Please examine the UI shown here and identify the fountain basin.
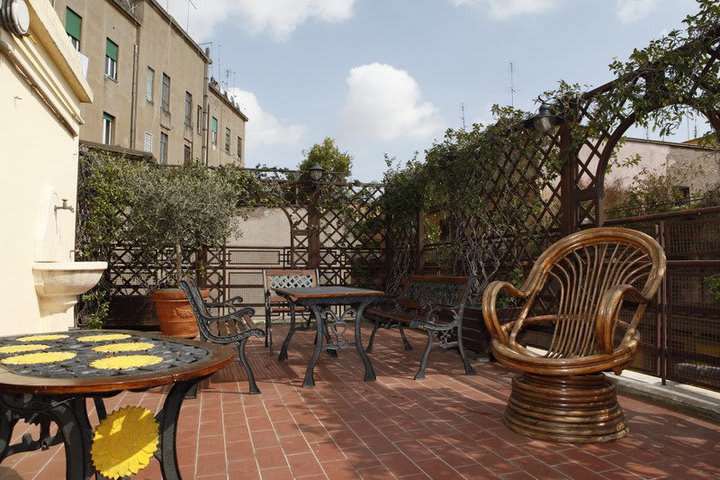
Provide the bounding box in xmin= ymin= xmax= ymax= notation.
xmin=33 ymin=261 xmax=108 ymax=315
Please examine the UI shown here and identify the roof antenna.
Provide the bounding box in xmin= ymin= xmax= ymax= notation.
xmin=510 ymin=62 xmax=516 ymax=107
xmin=186 ymin=0 xmax=197 ymax=31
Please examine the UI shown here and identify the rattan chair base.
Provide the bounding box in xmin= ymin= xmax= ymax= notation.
xmin=504 ymin=373 xmax=629 ymax=443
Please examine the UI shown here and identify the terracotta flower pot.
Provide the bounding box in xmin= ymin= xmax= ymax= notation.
xmin=151 ymin=288 xmax=209 ymax=338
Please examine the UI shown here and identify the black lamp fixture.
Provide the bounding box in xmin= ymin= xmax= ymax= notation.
xmin=524 ymin=96 xmax=564 ymax=133
xmin=309 ymin=163 xmax=324 ymax=182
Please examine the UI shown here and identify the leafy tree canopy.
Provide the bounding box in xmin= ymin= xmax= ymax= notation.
xmin=298 ymin=137 xmax=353 ymax=178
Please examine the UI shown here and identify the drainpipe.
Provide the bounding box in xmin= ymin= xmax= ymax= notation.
xmin=129 ymin=43 xmax=139 ymax=149
xmin=202 ymin=47 xmax=211 ymax=166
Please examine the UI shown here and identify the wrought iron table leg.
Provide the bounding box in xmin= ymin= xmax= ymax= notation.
xmin=0 ymin=409 xmax=16 ymax=462
xmin=355 ymin=302 xmax=376 ymax=382
xmin=303 ymin=305 xmax=325 ymax=387
xmin=457 ymin=325 xmax=476 ymax=375
xmin=365 ymin=319 xmax=380 ymax=354
xmin=156 ymin=379 xmax=197 ymax=480
xmin=398 ymin=323 xmax=413 ymax=350
xmin=47 ymin=399 xmax=92 ymax=480
xmin=279 ymin=301 xmax=298 ymax=361
xmin=415 ymin=330 xmax=434 ymax=380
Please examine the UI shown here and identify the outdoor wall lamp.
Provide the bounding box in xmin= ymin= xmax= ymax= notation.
xmin=0 ymin=0 xmax=31 ymax=37
xmin=309 ymin=163 xmax=325 ymax=182
xmin=524 ymin=97 xmax=564 ymax=133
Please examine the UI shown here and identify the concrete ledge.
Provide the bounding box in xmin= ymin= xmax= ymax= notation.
xmin=611 ymin=369 xmax=720 ymax=422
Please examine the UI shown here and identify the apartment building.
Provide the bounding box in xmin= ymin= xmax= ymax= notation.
xmin=51 ymin=0 xmax=246 ymax=167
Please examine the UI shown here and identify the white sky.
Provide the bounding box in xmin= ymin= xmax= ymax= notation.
xmin=165 ymin=0 xmax=701 ymax=181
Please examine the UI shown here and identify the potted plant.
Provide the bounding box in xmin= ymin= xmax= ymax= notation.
xmin=125 ymin=165 xmax=239 ymax=337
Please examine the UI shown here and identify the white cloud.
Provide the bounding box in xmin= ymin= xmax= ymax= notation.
xmin=226 ymin=89 xmax=306 ymax=149
xmin=616 ymin=0 xmax=660 ymax=24
xmin=339 ymin=63 xmax=441 ymax=142
xmin=167 ymin=0 xmax=355 ymax=41
xmin=449 ymin=0 xmax=562 ymax=20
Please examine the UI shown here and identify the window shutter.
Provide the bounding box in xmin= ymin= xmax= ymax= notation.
xmin=66 ymin=8 xmax=81 ymax=40
xmin=106 ymin=39 xmax=118 ymax=61
xmin=144 ymin=132 xmax=153 ymax=152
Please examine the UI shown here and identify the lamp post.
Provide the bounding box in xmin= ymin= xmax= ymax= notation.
xmin=524 ymin=97 xmax=564 ymax=133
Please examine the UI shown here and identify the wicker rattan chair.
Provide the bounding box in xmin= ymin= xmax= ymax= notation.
xmin=180 ymin=279 xmax=265 ymax=394
xmin=482 ymin=227 xmax=666 ymax=443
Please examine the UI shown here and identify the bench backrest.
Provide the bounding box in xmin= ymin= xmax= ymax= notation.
xmin=263 ymin=269 xmax=319 ymax=304
xmin=400 ymin=275 xmax=475 ymax=312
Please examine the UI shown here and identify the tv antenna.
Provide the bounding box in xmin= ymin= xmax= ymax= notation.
xmin=509 ymin=62 xmax=516 ymax=107
xmin=185 ymin=0 xmax=197 ymax=31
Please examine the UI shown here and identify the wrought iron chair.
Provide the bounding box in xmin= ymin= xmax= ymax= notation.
xmin=179 ymin=279 xmax=265 ymax=395
xmin=263 ymin=269 xmax=319 ymax=355
xmin=482 ymin=227 xmax=666 ymax=443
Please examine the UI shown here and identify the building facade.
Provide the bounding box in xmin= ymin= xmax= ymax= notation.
xmin=50 ymin=0 xmax=246 ymax=166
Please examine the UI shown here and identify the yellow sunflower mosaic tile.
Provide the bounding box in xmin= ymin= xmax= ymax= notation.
xmin=1 ymin=351 xmax=76 ymax=365
xmin=77 ymin=334 xmax=131 ymax=343
xmin=16 ymin=334 xmax=69 ymax=342
xmin=92 ymin=342 xmax=154 ymax=354
xmin=0 ymin=344 xmax=50 ymax=354
xmin=90 ymin=406 xmax=159 ymax=479
xmin=90 ymin=355 xmax=163 ymax=370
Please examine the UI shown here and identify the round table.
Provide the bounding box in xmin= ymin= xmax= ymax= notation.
xmin=0 ymin=330 xmax=235 ymax=479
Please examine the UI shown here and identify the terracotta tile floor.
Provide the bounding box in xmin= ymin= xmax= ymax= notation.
xmin=1 ymin=325 xmax=720 ymax=479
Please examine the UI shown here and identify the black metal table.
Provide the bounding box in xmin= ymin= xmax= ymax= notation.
xmin=0 ymin=330 xmax=235 ymax=480
xmin=274 ymin=287 xmax=384 ymax=387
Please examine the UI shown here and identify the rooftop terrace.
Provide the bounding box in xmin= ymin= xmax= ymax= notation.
xmin=2 ymin=325 xmax=719 ymax=480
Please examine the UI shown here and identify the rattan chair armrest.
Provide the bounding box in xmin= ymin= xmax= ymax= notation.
xmin=482 ymin=281 xmax=529 ymax=345
xmin=596 ymin=284 xmax=652 ymax=354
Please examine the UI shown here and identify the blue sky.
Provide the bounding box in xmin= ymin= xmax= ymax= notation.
xmin=166 ymin=0 xmax=700 ymax=181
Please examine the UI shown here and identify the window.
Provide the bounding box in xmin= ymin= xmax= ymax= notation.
xmin=65 ymin=8 xmax=81 ymax=51
xmin=184 ymin=92 xmax=193 ymax=128
xmin=102 ymin=112 xmax=114 ymax=145
xmin=143 ymin=132 xmax=153 ymax=153
xmin=160 ymin=132 xmax=169 ymax=164
xmin=197 ymin=106 xmax=202 ymax=133
xmin=211 ymin=117 xmax=218 ymax=146
xmin=146 ymin=67 xmax=154 ymax=102
xmin=225 ymin=127 xmax=231 ymax=153
xmin=184 ymin=144 xmax=192 ymax=165
xmin=105 ymin=39 xmax=118 ymax=80
xmin=236 ymin=136 xmax=243 ymax=159
xmin=161 ymin=73 xmax=171 ymax=112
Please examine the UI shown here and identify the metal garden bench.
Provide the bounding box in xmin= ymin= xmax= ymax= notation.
xmin=364 ymin=275 xmax=477 ymax=380
xmin=180 ymin=279 xmax=265 ymax=394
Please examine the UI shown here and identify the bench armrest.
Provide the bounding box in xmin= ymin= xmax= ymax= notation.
xmin=410 ymin=303 xmax=462 ymax=330
xmin=206 ymin=296 xmax=245 ymax=309
xmin=203 ymin=307 xmax=256 ymax=324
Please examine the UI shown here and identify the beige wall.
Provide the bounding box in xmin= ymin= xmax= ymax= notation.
xmin=1 ymin=0 xmax=93 ymax=334
xmin=208 ymin=82 xmax=247 ymax=167
xmin=50 ymin=0 xmax=247 ymax=166
xmin=133 ymin=1 xmax=207 ymax=165
xmin=585 ymin=138 xmax=720 ymax=196
xmin=53 ymin=0 xmax=136 ymax=146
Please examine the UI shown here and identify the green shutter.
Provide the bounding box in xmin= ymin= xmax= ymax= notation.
xmin=66 ymin=8 xmax=81 ymax=40
xmin=106 ymin=39 xmax=118 ymax=61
